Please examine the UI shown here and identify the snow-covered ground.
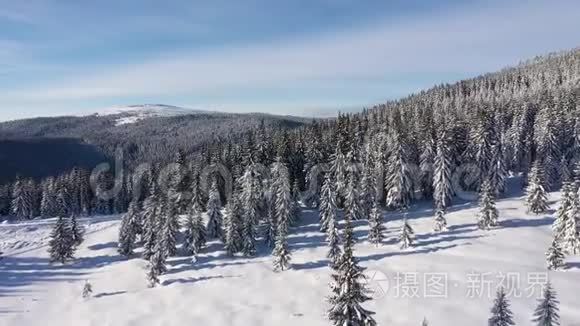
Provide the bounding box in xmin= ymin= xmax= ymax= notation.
xmin=1 ymin=179 xmax=579 ymax=326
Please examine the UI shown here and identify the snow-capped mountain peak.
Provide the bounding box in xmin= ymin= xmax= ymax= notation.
xmin=95 ymin=104 xmax=204 ymax=125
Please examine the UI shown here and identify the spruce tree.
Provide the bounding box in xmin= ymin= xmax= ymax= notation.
xmin=147 ymin=242 xmax=167 ymax=287
xmin=433 ymin=208 xmax=448 ymax=232
xmin=526 ymin=161 xmax=549 ymax=215
xmin=142 ymin=184 xmax=160 ymax=260
xmin=532 ymin=282 xmax=560 ymax=326
xmin=433 ymin=128 xmax=453 ymax=210
xmin=488 ymin=287 xmax=515 ymax=326
xmin=478 ymin=179 xmax=499 ymax=230
xmin=241 ymin=165 xmax=260 ymax=256
xmin=385 ymin=129 xmax=412 ymax=209
xmin=359 ymin=165 xmax=375 ymax=218
xmin=48 ymin=215 xmax=75 ymax=264
xmin=68 ymin=213 xmax=84 ymax=248
xmin=82 ymin=280 xmax=93 ymax=298
xmin=419 ymin=139 xmax=435 ymax=199
xmin=118 ymin=201 xmax=139 ymax=257
xmin=272 ymin=220 xmax=292 ymax=271
xmin=546 ymin=239 xmax=565 ymax=270
xmin=160 ymin=200 xmax=179 ymax=257
xmin=326 ymin=217 xmax=342 ymax=268
xmin=489 ymin=141 xmax=507 ymax=195
xmin=399 ymin=217 xmax=414 ymax=249
xmin=422 ymin=318 xmax=429 ymax=326
xmin=319 ymin=174 xmax=337 ymax=233
xmin=206 ymin=180 xmax=224 ymax=240
xmin=562 ymin=195 xmax=580 ymax=255
xmin=368 ymin=199 xmax=385 ymax=246
xmin=223 ymin=195 xmax=243 ymax=256
xmin=345 ymin=171 xmax=362 ymax=222
xmin=327 ymin=209 xmax=376 ymax=326
xmin=552 ymin=182 xmax=575 ymax=242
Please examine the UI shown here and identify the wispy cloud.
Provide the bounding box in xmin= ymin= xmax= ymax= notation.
xmin=1 ymin=0 xmax=579 ymax=118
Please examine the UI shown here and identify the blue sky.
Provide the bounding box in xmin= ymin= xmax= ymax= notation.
xmin=0 ymin=0 xmax=579 ymax=121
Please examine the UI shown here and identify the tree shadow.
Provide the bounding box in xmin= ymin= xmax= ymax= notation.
xmin=88 ymin=241 xmax=118 ymax=251
xmin=94 ymin=290 xmax=127 ymax=298
xmin=163 ymin=274 xmax=241 ymax=286
xmin=501 ymin=216 xmax=553 ymax=229
xmin=359 ymin=243 xmax=461 ymax=263
xmin=565 ymin=262 xmax=580 ymax=270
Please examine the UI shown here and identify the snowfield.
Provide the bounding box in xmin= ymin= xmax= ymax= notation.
xmin=94 ymin=104 xmax=207 ymax=126
xmin=1 ymin=179 xmax=579 ymax=326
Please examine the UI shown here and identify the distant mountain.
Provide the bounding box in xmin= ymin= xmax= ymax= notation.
xmin=94 ymin=104 xmax=211 ymax=126
xmin=0 ymin=107 xmax=312 ymax=182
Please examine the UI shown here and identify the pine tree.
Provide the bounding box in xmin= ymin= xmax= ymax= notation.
xmin=399 ymin=218 xmax=414 ymax=249
xmin=526 ymin=161 xmax=549 ymax=215
xmin=488 ymin=287 xmax=515 ymax=326
xmin=433 ymin=128 xmax=453 ymax=210
xmin=368 ymin=199 xmax=385 ymax=246
xmin=223 ymin=195 xmax=243 ymax=255
xmin=562 ymin=195 xmax=580 ymax=255
xmin=546 ymin=239 xmax=565 ymax=270
xmin=422 ymin=318 xmax=429 ymax=326
xmin=478 ymin=179 xmax=499 ymax=230
xmin=272 ymin=220 xmax=292 ymax=271
xmin=345 ymin=171 xmax=362 ymax=222
xmin=118 ymin=201 xmax=139 ymax=257
xmin=160 ymin=200 xmax=179 ymax=257
xmin=327 ymin=208 xmax=376 ymax=326
xmin=142 ymin=184 xmax=160 ymax=260
xmin=326 ymin=217 xmax=342 ymax=268
xmin=206 ymin=180 xmax=224 ymax=240
xmin=385 ymin=129 xmax=413 ymax=209
xmin=319 ymin=174 xmax=337 ymax=233
xmin=330 ymin=144 xmax=347 ymax=206
xmin=11 ymin=177 xmax=29 ymax=219
xmin=489 ymin=141 xmax=507 ymax=195
xmin=147 ymin=242 xmax=167 ymax=287
xmin=82 ymin=280 xmax=93 ymax=298
xmin=68 ymin=214 xmax=84 ymax=247
xmin=419 ymin=139 xmax=435 ymax=199
xmin=241 ymin=165 xmax=260 ymax=256
xmin=433 ymin=208 xmax=448 ymax=232
xmin=48 ymin=215 xmax=75 ymax=264
xmin=532 ymin=282 xmax=560 ymax=326
xmin=359 ymin=165 xmax=375 ymax=218
xmin=552 ymin=182 xmax=575 ymax=242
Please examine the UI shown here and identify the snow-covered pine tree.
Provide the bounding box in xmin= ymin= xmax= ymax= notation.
xmin=488 ymin=287 xmax=515 ymax=326
xmin=272 ymin=218 xmax=292 ymax=271
xmin=118 ymin=200 xmax=140 ymax=257
xmin=142 ymin=183 xmax=160 ymax=260
xmin=147 ymin=242 xmax=167 ymax=287
xmin=421 ymin=318 xmax=429 ymax=326
xmin=419 ymin=139 xmax=435 ymax=199
xmin=359 ymin=163 xmax=375 ymax=218
xmin=526 ymin=160 xmax=550 ymax=215
xmin=326 ymin=215 xmax=342 ymax=268
xmin=82 ymin=280 xmax=93 ymax=298
xmin=433 ymin=208 xmax=448 ymax=232
xmin=368 ymin=199 xmax=385 ymax=246
xmin=559 ymin=156 xmax=571 ymax=186
xmin=399 ymin=217 xmax=414 ymax=249
xmin=330 ymin=144 xmax=347 ymax=207
xmin=68 ymin=213 xmax=84 ymax=247
xmin=345 ymin=170 xmax=363 ymax=222
xmin=223 ymin=194 xmax=243 ymax=256
xmin=385 ymin=128 xmax=413 ymax=209
xmin=562 ymin=195 xmax=580 ymax=255
xmin=319 ymin=173 xmax=337 ymax=233
xmin=206 ymin=180 xmax=224 ymax=240
xmin=433 ymin=128 xmax=453 ymax=211
xmin=552 ymin=182 xmax=575 ymax=242
xmin=48 ymin=215 xmax=75 ymax=264
xmin=264 ymin=183 xmax=278 ymax=248
xmin=241 ymin=164 xmax=260 ymax=256
xmin=327 ymin=208 xmax=376 ymax=326
xmin=40 ymin=177 xmax=57 ymax=217
xmin=290 ymin=179 xmax=301 ymax=225
xmin=489 ymin=141 xmax=507 ymax=195
xmin=535 ymin=106 xmax=562 ymax=190
xmin=160 ymin=199 xmax=179 ymax=257
xmin=273 ymin=159 xmax=292 ymax=237
xmin=11 ymin=177 xmax=29 ymax=219
xmin=546 ymin=239 xmax=565 ymax=270
xmin=532 ymin=281 xmax=560 ymax=326
xmin=478 ymin=179 xmax=499 ymax=230
xmin=472 ymin=108 xmax=495 ymax=189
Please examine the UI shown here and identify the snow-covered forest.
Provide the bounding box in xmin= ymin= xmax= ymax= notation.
xmin=1 ymin=48 xmax=580 ymax=325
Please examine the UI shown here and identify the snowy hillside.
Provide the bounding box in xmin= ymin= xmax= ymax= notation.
xmin=95 ymin=104 xmax=209 ymax=125
xmin=1 ymin=179 xmax=579 ymax=326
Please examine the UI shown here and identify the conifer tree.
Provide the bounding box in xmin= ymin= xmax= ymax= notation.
xmin=489 ymin=141 xmax=507 ymax=195
xmin=147 ymin=242 xmax=167 ymax=287
xmin=562 ymin=195 xmax=580 ymax=255
xmin=478 ymin=179 xmax=499 ymax=230
xmin=532 ymin=282 xmax=560 ymax=326
xmin=160 ymin=200 xmax=179 ymax=257
xmin=272 ymin=220 xmax=292 ymax=271
xmin=488 ymin=287 xmax=515 ymax=326
xmin=206 ymin=180 xmax=224 ymax=240
xmin=326 ymin=216 xmax=342 ymax=268
xmin=319 ymin=174 xmax=337 ymax=233
xmin=433 ymin=208 xmax=448 ymax=232
xmin=368 ymin=199 xmax=385 ymax=246
xmin=422 ymin=318 xmax=429 ymax=326
xmin=433 ymin=128 xmax=453 ymax=210
xmin=223 ymin=195 xmax=243 ymax=255
xmin=385 ymin=129 xmax=413 ymax=209
xmin=118 ymin=201 xmax=139 ymax=257
xmin=68 ymin=213 xmax=84 ymax=247
xmin=142 ymin=184 xmax=160 ymax=260
xmin=48 ymin=215 xmax=75 ymax=264
xmin=327 ymin=210 xmax=376 ymax=326
xmin=241 ymin=165 xmax=260 ymax=256
xmin=552 ymin=182 xmax=575 ymax=242
xmin=526 ymin=160 xmax=549 ymax=214
xmin=11 ymin=177 xmax=29 ymax=219
xmin=82 ymin=280 xmax=93 ymax=298
xmin=359 ymin=165 xmax=375 ymax=218
xmin=546 ymin=239 xmax=565 ymax=270
xmin=399 ymin=218 xmax=414 ymax=249
xmin=345 ymin=171 xmax=362 ymax=222
xmin=419 ymin=140 xmax=435 ymax=199
xmin=330 ymin=144 xmax=347 ymax=206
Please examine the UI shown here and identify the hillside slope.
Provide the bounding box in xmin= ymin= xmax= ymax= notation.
xmin=1 ymin=178 xmax=579 ymax=326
